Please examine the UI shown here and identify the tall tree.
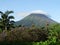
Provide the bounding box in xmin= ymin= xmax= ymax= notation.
xmin=0 ymin=10 xmax=15 ymax=30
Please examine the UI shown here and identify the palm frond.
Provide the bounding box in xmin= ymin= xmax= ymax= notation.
xmin=0 ymin=11 xmax=3 ymax=14
xmin=8 ymin=16 xmax=14 ymax=19
xmin=1 ymin=14 xmax=7 ymax=19
xmin=0 ymin=11 xmax=15 ymax=30
xmin=10 ymin=20 xmax=15 ymax=23
xmin=0 ymin=18 xmax=2 ymax=21
xmin=5 ymin=10 xmax=14 ymax=15
xmin=0 ymin=21 xmax=4 ymax=27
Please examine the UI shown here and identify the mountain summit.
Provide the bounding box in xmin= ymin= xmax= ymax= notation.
xmin=31 ymin=10 xmax=48 ymax=15
xmin=15 ymin=11 xmax=56 ymax=27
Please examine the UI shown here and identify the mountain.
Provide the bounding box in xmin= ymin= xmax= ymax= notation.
xmin=15 ymin=13 xmax=57 ymax=27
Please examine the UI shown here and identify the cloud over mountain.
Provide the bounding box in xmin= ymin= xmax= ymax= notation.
xmin=15 ymin=10 xmax=49 ymax=21
xmin=15 ymin=10 xmax=56 ymax=27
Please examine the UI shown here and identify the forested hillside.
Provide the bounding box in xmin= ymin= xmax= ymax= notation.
xmin=0 ymin=11 xmax=60 ymax=45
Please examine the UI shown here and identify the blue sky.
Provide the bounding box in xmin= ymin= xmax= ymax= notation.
xmin=0 ymin=0 xmax=60 ymax=22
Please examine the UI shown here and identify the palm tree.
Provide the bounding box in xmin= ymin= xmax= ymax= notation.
xmin=0 ymin=10 xmax=15 ymax=30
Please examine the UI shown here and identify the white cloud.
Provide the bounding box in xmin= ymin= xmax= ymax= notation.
xmin=15 ymin=10 xmax=48 ymax=21
xmin=15 ymin=12 xmax=30 ymax=21
xmin=31 ymin=10 xmax=48 ymax=15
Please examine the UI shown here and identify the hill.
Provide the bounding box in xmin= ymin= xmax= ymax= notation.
xmin=15 ymin=13 xmax=57 ymax=27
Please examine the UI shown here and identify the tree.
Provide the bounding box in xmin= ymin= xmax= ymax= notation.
xmin=0 ymin=10 xmax=15 ymax=30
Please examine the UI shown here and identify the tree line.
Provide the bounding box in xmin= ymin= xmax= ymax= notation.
xmin=0 ymin=10 xmax=60 ymax=45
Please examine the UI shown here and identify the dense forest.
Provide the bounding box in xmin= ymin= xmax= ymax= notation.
xmin=0 ymin=11 xmax=60 ymax=45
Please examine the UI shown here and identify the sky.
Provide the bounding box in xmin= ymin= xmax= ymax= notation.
xmin=0 ymin=0 xmax=60 ymax=22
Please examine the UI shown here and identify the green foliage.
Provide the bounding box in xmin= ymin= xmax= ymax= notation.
xmin=0 ymin=20 xmax=60 ymax=45
xmin=0 ymin=10 xmax=15 ymax=30
xmin=31 ymin=24 xmax=60 ymax=45
xmin=0 ymin=27 xmax=48 ymax=42
xmin=32 ymin=28 xmax=57 ymax=45
xmin=0 ymin=28 xmax=2 ymax=33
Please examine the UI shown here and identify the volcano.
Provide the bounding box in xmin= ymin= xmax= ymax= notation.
xmin=15 ymin=10 xmax=57 ymax=27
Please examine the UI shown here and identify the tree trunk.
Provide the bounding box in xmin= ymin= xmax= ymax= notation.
xmin=5 ymin=26 xmax=7 ymax=30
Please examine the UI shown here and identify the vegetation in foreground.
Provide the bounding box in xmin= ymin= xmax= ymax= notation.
xmin=0 ymin=11 xmax=60 ymax=45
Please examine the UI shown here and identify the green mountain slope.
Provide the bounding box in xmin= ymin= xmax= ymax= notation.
xmin=15 ymin=13 xmax=57 ymax=27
